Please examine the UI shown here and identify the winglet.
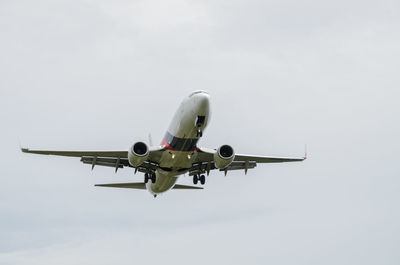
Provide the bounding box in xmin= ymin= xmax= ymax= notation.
xmin=304 ymin=144 xmax=308 ymax=160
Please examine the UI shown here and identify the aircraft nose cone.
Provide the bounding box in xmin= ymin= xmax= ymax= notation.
xmin=195 ymin=92 xmax=210 ymax=112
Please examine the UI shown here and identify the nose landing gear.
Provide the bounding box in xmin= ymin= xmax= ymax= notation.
xmin=195 ymin=116 xmax=205 ymax=138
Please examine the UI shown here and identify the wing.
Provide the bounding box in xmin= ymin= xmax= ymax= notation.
xmin=234 ymin=154 xmax=306 ymax=163
xmin=189 ymin=147 xmax=305 ymax=176
xmin=21 ymin=146 xmax=165 ymax=173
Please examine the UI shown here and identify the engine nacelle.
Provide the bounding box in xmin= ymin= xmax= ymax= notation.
xmin=214 ymin=145 xmax=235 ymax=169
xmin=128 ymin=142 xmax=149 ymax=167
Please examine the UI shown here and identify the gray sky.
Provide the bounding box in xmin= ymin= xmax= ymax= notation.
xmin=1 ymin=0 xmax=400 ymax=264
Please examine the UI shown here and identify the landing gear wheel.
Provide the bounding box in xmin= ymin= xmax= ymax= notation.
xmin=196 ymin=130 xmax=203 ymax=137
xmin=144 ymin=173 xmax=149 ymax=183
xmin=193 ymin=175 xmax=199 ymax=185
xmin=200 ymin=175 xmax=206 ymax=185
xmin=151 ymin=172 xmax=156 ymax=183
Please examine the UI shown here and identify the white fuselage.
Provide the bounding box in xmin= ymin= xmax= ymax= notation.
xmin=146 ymin=91 xmax=211 ymax=195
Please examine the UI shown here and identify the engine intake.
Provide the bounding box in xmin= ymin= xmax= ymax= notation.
xmin=214 ymin=145 xmax=235 ymax=169
xmin=128 ymin=142 xmax=149 ymax=167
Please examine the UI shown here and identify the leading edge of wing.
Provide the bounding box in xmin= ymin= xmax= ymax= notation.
xmin=234 ymin=154 xmax=306 ymax=163
xmin=21 ymin=148 xmax=128 ymax=158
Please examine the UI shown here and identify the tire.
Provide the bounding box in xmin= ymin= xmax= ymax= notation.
xmin=200 ymin=175 xmax=205 ymax=185
xmin=144 ymin=173 xmax=149 ymax=183
xmin=193 ymin=175 xmax=198 ymax=185
xmin=151 ymin=173 xmax=156 ymax=183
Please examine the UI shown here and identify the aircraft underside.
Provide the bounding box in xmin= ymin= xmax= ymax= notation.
xmin=21 ymin=90 xmax=306 ymax=197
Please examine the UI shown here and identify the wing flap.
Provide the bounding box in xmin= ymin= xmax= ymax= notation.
xmin=221 ymin=161 xmax=257 ymax=171
xmin=189 ymin=161 xmax=257 ymax=176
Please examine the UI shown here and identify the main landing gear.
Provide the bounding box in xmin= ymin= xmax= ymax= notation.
xmin=193 ymin=174 xmax=205 ymax=185
xmin=196 ymin=129 xmax=203 ymax=137
xmin=144 ymin=172 xmax=156 ymax=184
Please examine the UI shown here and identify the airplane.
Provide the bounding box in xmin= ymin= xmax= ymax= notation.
xmin=22 ymin=90 xmax=306 ymax=197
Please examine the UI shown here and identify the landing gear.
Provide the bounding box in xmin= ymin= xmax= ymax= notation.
xmin=193 ymin=175 xmax=198 ymax=184
xmin=193 ymin=174 xmax=206 ymax=185
xmin=145 ymin=172 xmax=156 ymax=184
xmin=150 ymin=172 xmax=156 ymax=183
xmin=195 ymin=116 xmax=205 ymax=137
xmin=196 ymin=129 xmax=203 ymax=137
xmin=199 ymin=174 xmax=205 ymax=185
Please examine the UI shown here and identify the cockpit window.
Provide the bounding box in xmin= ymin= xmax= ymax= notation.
xmin=189 ymin=90 xmax=208 ymax=97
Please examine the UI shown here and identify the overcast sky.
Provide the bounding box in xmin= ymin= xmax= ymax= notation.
xmin=1 ymin=0 xmax=400 ymax=264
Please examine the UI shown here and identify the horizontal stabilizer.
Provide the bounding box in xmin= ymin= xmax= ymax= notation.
xmin=95 ymin=182 xmax=146 ymax=189
xmin=95 ymin=183 xmax=203 ymax=190
xmin=172 ymin=184 xmax=203 ymax=190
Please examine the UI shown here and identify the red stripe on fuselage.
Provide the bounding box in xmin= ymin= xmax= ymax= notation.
xmin=161 ymin=137 xmax=176 ymax=151
xmin=160 ymin=136 xmax=199 ymax=152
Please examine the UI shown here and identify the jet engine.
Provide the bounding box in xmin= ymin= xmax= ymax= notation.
xmin=128 ymin=142 xmax=149 ymax=167
xmin=214 ymin=145 xmax=235 ymax=169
